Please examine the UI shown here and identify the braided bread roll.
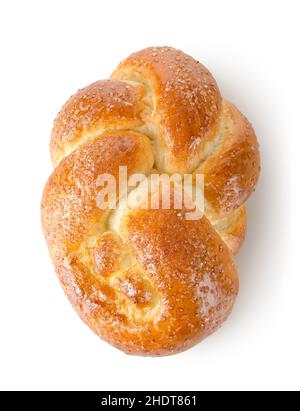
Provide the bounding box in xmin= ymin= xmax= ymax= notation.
xmin=41 ymin=47 xmax=260 ymax=356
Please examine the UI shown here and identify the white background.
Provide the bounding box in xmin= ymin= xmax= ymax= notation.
xmin=0 ymin=0 xmax=299 ymax=391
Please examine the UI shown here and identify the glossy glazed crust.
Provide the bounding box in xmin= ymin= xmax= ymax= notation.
xmin=197 ymin=100 xmax=260 ymax=217
xmin=112 ymin=46 xmax=222 ymax=173
xmin=42 ymin=46 xmax=260 ymax=356
xmin=42 ymin=131 xmax=154 ymax=257
xmin=50 ymin=80 xmax=145 ymax=166
xmin=213 ymin=205 xmax=247 ymax=256
xmin=59 ymin=210 xmax=238 ymax=356
xmin=42 ymin=132 xmax=238 ymax=356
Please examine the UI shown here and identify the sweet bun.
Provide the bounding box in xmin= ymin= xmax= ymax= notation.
xmin=41 ymin=47 xmax=260 ymax=355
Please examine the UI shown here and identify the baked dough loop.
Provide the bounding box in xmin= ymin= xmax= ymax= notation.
xmin=41 ymin=47 xmax=260 ymax=356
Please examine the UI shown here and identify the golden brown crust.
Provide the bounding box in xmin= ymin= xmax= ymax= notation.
xmin=196 ymin=100 xmax=260 ymax=217
xmin=112 ymin=46 xmax=222 ymax=173
xmin=42 ymin=46 xmax=260 ymax=356
xmin=42 ymin=131 xmax=154 ymax=257
xmin=213 ymin=205 xmax=247 ymax=255
xmin=50 ymin=80 xmax=146 ymax=166
xmin=52 ymin=208 xmax=239 ymax=356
